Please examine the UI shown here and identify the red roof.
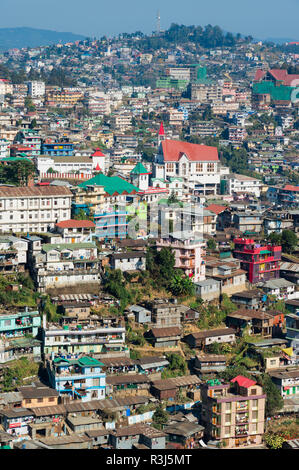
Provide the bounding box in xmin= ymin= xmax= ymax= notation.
xmin=254 ymin=69 xmax=299 ymax=86
xmin=283 ymin=185 xmax=299 ymax=192
xmin=92 ymin=148 xmax=105 ymax=157
xmin=231 ymin=375 xmax=256 ymax=388
xmin=55 ymin=219 xmax=95 ymax=229
xmin=206 ymin=204 xmax=227 ymax=215
xmin=161 ymin=140 xmax=219 ymax=162
xmin=95 ymin=163 xmax=102 ymax=171
xmin=158 ymin=122 xmax=165 ymax=136
xmin=254 ymin=70 xmax=267 ymax=82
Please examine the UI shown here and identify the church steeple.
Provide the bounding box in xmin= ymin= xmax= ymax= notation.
xmin=158 ymin=122 xmax=165 ymax=147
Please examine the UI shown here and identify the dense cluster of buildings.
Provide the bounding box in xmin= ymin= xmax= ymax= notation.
xmin=0 ymin=29 xmax=298 ymax=451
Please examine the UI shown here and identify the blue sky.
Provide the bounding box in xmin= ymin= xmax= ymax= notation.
xmin=2 ymin=0 xmax=299 ymax=40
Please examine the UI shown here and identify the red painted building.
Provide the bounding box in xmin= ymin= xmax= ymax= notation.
xmin=233 ymin=238 xmax=281 ymax=284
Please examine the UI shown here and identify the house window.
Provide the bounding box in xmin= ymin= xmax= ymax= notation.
xmin=37 ymin=398 xmax=43 ymax=403
xmin=25 ymin=399 xmax=31 ymax=404
xmin=167 ymin=163 xmax=174 ymax=172
xmin=207 ymin=163 xmax=214 ymax=172
xmin=49 ymin=397 xmax=55 ymax=402
xmin=196 ymin=163 xmax=203 ymax=172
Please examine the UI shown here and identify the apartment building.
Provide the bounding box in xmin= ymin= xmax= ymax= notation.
xmin=201 ymin=375 xmax=266 ymax=448
xmin=0 ymin=308 xmax=41 ymax=339
xmin=189 ymin=121 xmax=220 ymax=138
xmin=228 ymin=126 xmax=247 ymax=142
xmin=27 ymin=81 xmax=46 ymax=98
xmin=46 ymin=89 xmax=83 ymax=108
xmin=233 ymin=238 xmax=281 ymax=284
xmin=41 ymin=140 xmax=74 ymax=157
xmin=190 ymin=83 xmax=222 ymax=103
xmin=0 ymin=185 xmax=72 ymax=234
xmin=232 ymin=212 xmax=263 ymax=234
xmin=41 ymin=316 xmax=127 ymax=358
xmin=32 ymin=242 xmax=100 ymax=292
xmin=156 ymin=231 xmax=206 ymax=283
xmin=0 ymin=235 xmax=28 ymax=274
xmin=224 ymin=174 xmax=261 ymax=198
xmin=111 ymin=112 xmax=133 ymax=132
xmin=47 ymin=354 xmax=106 ymax=402
xmin=14 ymin=129 xmax=41 ymax=157
xmin=145 ymin=299 xmax=188 ymax=328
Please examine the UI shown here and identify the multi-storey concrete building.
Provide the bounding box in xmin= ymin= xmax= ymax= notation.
xmin=47 ymin=354 xmax=106 ymax=402
xmin=0 ymin=185 xmax=72 ymax=234
xmin=27 ymin=81 xmax=46 ymax=98
xmin=0 ymin=308 xmax=41 ymax=339
xmin=32 ymin=242 xmax=100 ymax=292
xmin=233 ymin=238 xmax=281 ymax=284
xmin=0 ymin=235 xmax=28 ymax=274
xmin=41 ymin=315 xmax=127 ymax=358
xmin=201 ymin=375 xmax=266 ymax=448
xmin=156 ymin=231 xmax=206 ymax=282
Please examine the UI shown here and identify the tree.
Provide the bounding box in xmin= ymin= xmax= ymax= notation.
xmin=169 ymin=272 xmax=195 ymax=297
xmin=0 ymin=160 xmax=35 ymax=186
xmin=24 ymin=96 xmax=36 ymax=112
xmin=264 ymin=432 xmax=286 ymax=449
xmin=268 ymin=230 xmax=298 ymax=253
xmin=259 ymin=373 xmax=284 ymax=416
xmin=281 ymin=230 xmax=297 ymax=254
xmin=207 ymin=238 xmax=216 ymax=251
xmin=152 ymin=404 xmax=169 ymax=430
xmin=166 ymin=353 xmax=187 ymax=375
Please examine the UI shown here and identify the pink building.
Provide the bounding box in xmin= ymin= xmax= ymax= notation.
xmin=156 ymin=231 xmax=206 ymax=282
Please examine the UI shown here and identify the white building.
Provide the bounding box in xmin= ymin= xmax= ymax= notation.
xmin=0 ymin=139 xmax=9 ymax=158
xmin=224 ymin=173 xmax=261 ymax=198
xmin=41 ymin=315 xmax=127 ymax=357
xmin=0 ymin=185 xmax=72 ymax=234
xmin=33 ymin=242 xmax=100 ymax=292
xmin=153 ymin=139 xmax=229 ymax=196
xmin=27 ymin=81 xmax=46 ymax=97
xmin=0 ymin=235 xmax=28 ymax=273
xmin=109 ymin=251 xmax=146 ymax=272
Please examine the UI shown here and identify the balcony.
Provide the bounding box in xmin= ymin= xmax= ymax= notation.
xmin=236 ymin=402 xmax=248 ymax=412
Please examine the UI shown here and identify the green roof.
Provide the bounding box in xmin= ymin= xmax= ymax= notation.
xmin=77 ymin=356 xmax=104 ymax=367
xmin=78 ymin=173 xmax=140 ymax=195
xmin=0 ymin=156 xmax=31 ymax=163
xmin=130 ymin=162 xmax=149 ymax=175
xmin=42 ymin=242 xmax=96 ymax=252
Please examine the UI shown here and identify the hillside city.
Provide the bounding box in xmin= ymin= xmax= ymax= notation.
xmin=0 ymin=23 xmax=298 ymax=450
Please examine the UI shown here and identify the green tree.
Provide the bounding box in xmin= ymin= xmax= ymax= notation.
xmin=259 ymin=373 xmax=284 ymax=416
xmin=152 ymin=404 xmax=169 ymax=430
xmin=169 ymin=272 xmax=195 ymax=297
xmin=24 ymin=96 xmax=36 ymax=112
xmin=264 ymin=432 xmax=286 ymax=449
xmin=281 ymin=230 xmax=297 ymax=254
xmin=207 ymin=238 xmax=217 ymax=251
